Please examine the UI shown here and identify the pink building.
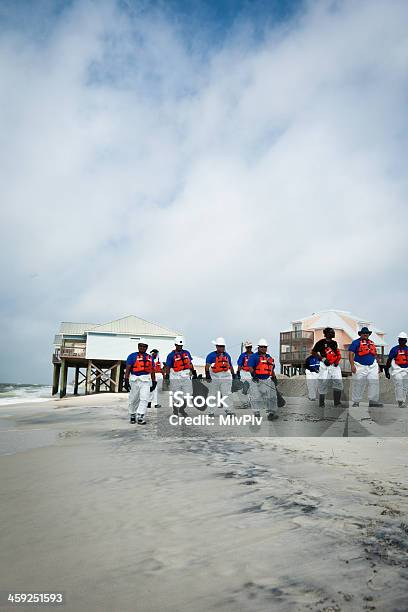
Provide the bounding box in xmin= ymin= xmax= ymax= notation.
xmin=280 ymin=309 xmax=387 ymax=376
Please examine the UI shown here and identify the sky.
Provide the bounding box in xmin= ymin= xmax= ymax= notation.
xmin=1 ymin=0 xmax=407 ymax=383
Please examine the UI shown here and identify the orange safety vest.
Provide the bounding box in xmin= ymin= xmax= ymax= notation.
xmin=242 ymin=353 xmax=252 ymax=372
xmin=394 ymin=349 xmax=408 ymax=366
xmin=154 ymin=359 xmax=163 ymax=374
xmin=212 ymin=353 xmax=230 ymax=373
xmin=173 ymin=351 xmax=192 ymax=372
xmin=254 ymin=355 xmax=274 ymax=377
xmin=325 ymin=346 xmax=341 ymax=365
xmin=132 ymin=353 xmax=153 ymax=375
xmin=358 ymin=339 xmax=377 ymax=357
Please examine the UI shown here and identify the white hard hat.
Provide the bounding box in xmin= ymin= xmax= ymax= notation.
xmin=398 ymin=332 xmax=408 ymax=339
xmin=212 ymin=337 xmax=226 ymax=346
xmin=257 ymin=338 xmax=268 ymax=346
xmin=244 ymin=340 xmax=253 ymax=347
xmin=174 ymin=336 xmax=184 ymax=345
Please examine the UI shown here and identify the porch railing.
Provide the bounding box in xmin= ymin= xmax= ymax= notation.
xmin=54 ymin=345 xmax=86 ymax=359
xmin=280 ymin=330 xmax=314 ymax=343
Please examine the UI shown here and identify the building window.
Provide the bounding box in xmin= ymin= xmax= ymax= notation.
xmin=293 ymin=323 xmax=302 ymax=338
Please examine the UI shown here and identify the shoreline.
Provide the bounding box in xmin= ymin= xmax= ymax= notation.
xmin=0 ymin=372 xmax=400 ymax=408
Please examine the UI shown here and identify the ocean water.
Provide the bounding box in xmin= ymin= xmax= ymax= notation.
xmin=0 ymin=383 xmax=54 ymax=406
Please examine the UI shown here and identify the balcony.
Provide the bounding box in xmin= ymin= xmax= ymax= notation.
xmin=280 ymin=349 xmax=320 ymax=364
xmin=280 ymin=330 xmax=314 ymax=344
xmin=53 ymin=344 xmax=86 ymax=362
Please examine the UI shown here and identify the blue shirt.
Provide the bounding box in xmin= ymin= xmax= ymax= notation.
xmin=389 ymin=345 xmax=408 ymax=368
xmin=237 ymin=352 xmax=253 ymax=367
xmin=126 ymin=352 xmax=152 ymax=376
xmin=247 ymin=352 xmax=274 ymax=379
xmin=206 ymin=351 xmax=232 ymax=366
xmin=166 ymin=349 xmax=193 ymax=369
xmin=305 ymin=355 xmax=320 ymax=372
xmin=348 ymin=339 xmax=376 ymax=366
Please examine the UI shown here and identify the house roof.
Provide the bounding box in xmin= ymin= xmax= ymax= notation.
xmin=87 ymin=315 xmax=181 ymax=338
xmin=294 ymin=310 xmax=386 ymax=346
xmin=59 ymin=322 xmax=98 ymax=336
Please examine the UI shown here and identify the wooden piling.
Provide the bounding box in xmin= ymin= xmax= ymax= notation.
xmin=113 ymin=361 xmax=120 ymax=392
xmin=60 ymin=360 xmax=67 ymax=398
xmin=95 ymin=370 xmax=101 ymax=393
xmin=86 ymin=361 xmax=92 ymax=395
xmin=52 ymin=363 xmax=61 ymax=396
xmin=73 ymin=367 xmax=80 ymax=395
xmin=119 ymin=362 xmax=126 ymax=392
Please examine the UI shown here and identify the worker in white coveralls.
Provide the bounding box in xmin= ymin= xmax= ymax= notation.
xmin=205 ymin=337 xmax=235 ymax=417
xmin=236 ymin=340 xmax=254 ymax=407
xmin=124 ymin=342 xmax=156 ymax=425
xmin=348 ymin=326 xmax=383 ymax=408
xmin=148 ymin=349 xmax=162 ymax=409
xmin=247 ymin=339 xmax=278 ymax=421
xmin=304 ymin=353 xmax=321 ymax=401
xmin=165 ymin=337 xmax=195 ymax=417
xmin=311 ymin=327 xmax=344 ymax=408
xmin=385 ymin=332 xmax=408 ymax=407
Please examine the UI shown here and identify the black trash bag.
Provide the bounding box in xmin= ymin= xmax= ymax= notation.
xmin=231 ymin=378 xmax=243 ymax=393
xmin=192 ymin=378 xmax=209 ymax=411
xmin=277 ymin=389 xmax=286 ymax=408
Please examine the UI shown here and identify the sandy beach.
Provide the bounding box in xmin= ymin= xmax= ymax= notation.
xmin=0 ymin=392 xmax=407 ymax=612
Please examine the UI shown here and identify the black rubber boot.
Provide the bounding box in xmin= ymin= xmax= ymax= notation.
xmin=333 ymin=390 xmax=343 ymax=407
xmin=319 ymin=394 xmax=325 ymax=408
xmin=369 ymin=401 xmax=383 ymax=407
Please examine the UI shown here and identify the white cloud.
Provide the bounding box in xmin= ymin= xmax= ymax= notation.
xmin=1 ymin=0 xmax=407 ymax=382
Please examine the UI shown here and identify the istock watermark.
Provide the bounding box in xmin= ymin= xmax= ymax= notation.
xmin=169 ymin=414 xmax=263 ymax=426
xmin=170 ymin=390 xmax=229 ymax=410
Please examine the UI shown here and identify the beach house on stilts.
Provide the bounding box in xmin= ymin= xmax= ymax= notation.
xmin=52 ymin=315 xmax=182 ymax=397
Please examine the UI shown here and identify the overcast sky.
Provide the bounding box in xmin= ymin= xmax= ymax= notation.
xmin=1 ymin=0 xmax=407 ymax=383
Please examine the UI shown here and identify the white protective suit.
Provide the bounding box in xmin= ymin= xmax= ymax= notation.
xmin=318 ymin=362 xmax=343 ymax=396
xmin=306 ymin=370 xmax=319 ymax=400
xmin=351 ymin=362 xmax=380 ymax=403
xmin=170 ymin=368 xmax=192 ymax=401
xmin=150 ymin=372 xmax=163 ymax=407
xmin=390 ymin=363 xmax=408 ymax=404
xmin=249 ymin=377 xmax=277 ymax=414
xmin=208 ymin=370 xmax=232 ymax=414
xmin=128 ymin=374 xmax=152 ymax=417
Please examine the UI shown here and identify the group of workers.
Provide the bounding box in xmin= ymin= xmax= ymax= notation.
xmin=124 ymin=337 xmax=278 ymax=424
xmin=304 ymin=326 xmax=408 ymax=409
xmin=124 ymin=326 xmax=408 ymax=424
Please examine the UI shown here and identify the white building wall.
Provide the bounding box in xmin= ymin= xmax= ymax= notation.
xmin=85 ymin=332 xmax=177 ymax=362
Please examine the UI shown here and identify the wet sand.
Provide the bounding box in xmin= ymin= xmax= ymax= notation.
xmin=0 ymin=394 xmax=407 ymax=611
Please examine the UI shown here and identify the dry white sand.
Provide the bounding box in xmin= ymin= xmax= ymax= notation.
xmin=0 ymin=393 xmax=407 ymax=612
